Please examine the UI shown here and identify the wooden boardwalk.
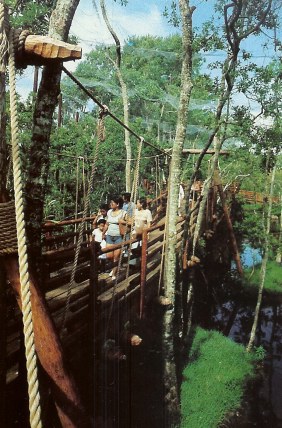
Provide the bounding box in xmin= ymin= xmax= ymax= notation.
xmin=5 ymin=215 xmax=184 ymax=385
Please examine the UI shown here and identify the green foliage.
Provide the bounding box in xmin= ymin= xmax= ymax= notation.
xmin=44 ymin=108 xmax=167 ymax=218
xmin=6 ymin=0 xmax=53 ymax=34
xmin=61 ymin=34 xmax=215 ymax=149
xmin=233 ymin=204 xmax=265 ymax=248
xmin=254 ymin=345 xmax=266 ymax=361
xmin=12 ymin=7 xmax=280 ymax=223
xmin=244 ymin=260 xmax=282 ymax=294
xmin=181 ymin=327 xmax=257 ymax=428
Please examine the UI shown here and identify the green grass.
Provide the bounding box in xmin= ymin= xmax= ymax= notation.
xmin=181 ymin=328 xmax=257 ymax=428
xmin=244 ymin=260 xmax=282 ymax=294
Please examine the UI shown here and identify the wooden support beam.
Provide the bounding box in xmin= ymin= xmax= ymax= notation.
xmin=182 ymin=149 xmax=230 ymax=156
xmin=43 ymin=216 xmax=95 ymax=229
xmin=214 ymin=171 xmax=243 ymax=276
xmin=0 ymin=260 xmax=6 ymax=425
xmin=4 ymin=255 xmax=91 ymax=428
xmin=23 ymin=35 xmax=82 ymax=63
xmin=165 ymin=148 xmax=229 ymax=156
xmin=89 ymin=241 xmax=100 ymax=423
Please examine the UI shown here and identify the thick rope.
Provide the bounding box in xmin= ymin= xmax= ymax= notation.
xmin=60 ymin=107 xmax=107 ymax=335
xmin=0 ymin=2 xmax=9 ymax=72
xmin=62 ymin=66 xmax=170 ymax=158
xmin=8 ymin=29 xmax=42 ymax=428
xmin=0 ymin=200 xmax=18 ymax=254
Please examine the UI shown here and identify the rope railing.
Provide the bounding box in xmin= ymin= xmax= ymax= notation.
xmin=60 ymin=107 xmax=108 ymax=335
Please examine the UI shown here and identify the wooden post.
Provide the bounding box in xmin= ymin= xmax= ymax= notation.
xmin=4 ymin=255 xmax=92 ymax=428
xmin=89 ymin=240 xmax=99 ymax=424
xmin=139 ymin=230 xmax=148 ymax=319
xmin=216 ymin=181 xmax=243 ymax=276
xmin=0 ymin=260 xmax=6 ymax=425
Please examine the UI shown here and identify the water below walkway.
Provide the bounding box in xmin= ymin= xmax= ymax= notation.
xmin=210 ymin=299 xmax=282 ymax=426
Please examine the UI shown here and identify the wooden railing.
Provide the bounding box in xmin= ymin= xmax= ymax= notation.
xmin=237 ymin=189 xmax=279 ymax=204
xmin=6 ymin=216 xmax=184 ymax=385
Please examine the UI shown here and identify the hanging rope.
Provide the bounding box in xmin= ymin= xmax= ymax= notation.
xmin=0 ymin=1 xmax=8 ymax=72
xmin=60 ymin=106 xmax=108 ymax=335
xmin=124 ymin=137 xmax=144 ymax=281
xmin=8 ymin=28 xmax=42 ymax=428
xmin=104 ymin=136 xmax=144 ymax=340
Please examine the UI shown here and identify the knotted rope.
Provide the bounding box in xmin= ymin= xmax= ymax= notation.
xmin=60 ymin=106 xmax=107 ymax=335
xmin=8 ymin=28 xmax=42 ymax=427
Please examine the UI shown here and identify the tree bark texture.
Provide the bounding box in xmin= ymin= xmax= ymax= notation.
xmin=275 ymin=193 xmax=282 ymax=263
xmin=116 ymin=67 xmax=132 ymax=192
xmin=162 ymin=1 xmax=194 ymax=425
xmin=184 ymin=0 xmax=272 ymax=217
xmin=164 ymin=0 xmax=193 ymax=304
xmin=100 ymin=0 xmax=132 ymax=191
xmin=25 ymin=0 xmax=80 ymax=260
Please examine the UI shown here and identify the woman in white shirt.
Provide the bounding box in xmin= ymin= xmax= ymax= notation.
xmin=134 ymin=197 xmax=152 ymax=235
xmin=102 ymin=196 xmax=125 ymax=280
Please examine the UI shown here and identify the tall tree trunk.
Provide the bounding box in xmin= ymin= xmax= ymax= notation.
xmin=25 ymin=0 xmax=80 ymax=264
xmin=183 ymin=0 xmax=272 ymax=216
xmin=100 ymin=0 xmax=132 ymax=191
xmin=276 ymin=193 xmax=282 ymax=263
xmin=1 ymin=1 xmax=88 ymax=426
xmin=162 ymin=1 xmax=194 ymax=425
xmin=247 ymin=163 xmax=277 ymax=352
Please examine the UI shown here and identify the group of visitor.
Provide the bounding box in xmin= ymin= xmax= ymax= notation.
xmin=91 ymin=193 xmax=152 ymax=280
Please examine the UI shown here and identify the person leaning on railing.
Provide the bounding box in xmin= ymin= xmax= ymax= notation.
xmin=133 ymin=197 xmax=152 ymax=237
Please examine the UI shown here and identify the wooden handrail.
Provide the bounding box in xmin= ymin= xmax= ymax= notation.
xmin=43 ymin=215 xmax=96 ymax=229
